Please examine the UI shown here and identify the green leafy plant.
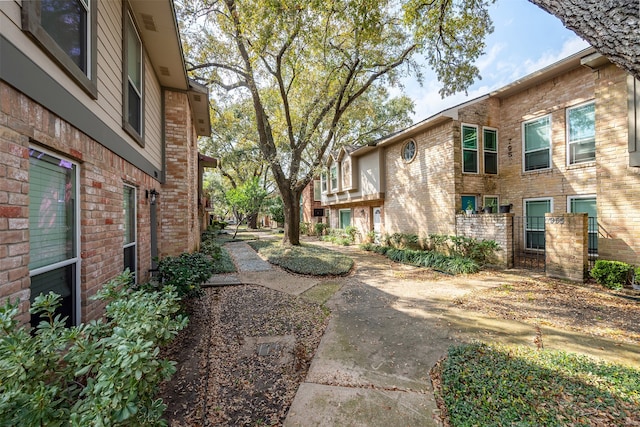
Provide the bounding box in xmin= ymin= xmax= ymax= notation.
xmin=438 ymin=343 xmax=640 ymax=426
xmin=157 ymin=253 xmax=215 ymax=299
xmin=300 ymin=222 xmax=311 ymax=236
xmin=0 ymin=271 xmax=187 ymax=426
xmin=314 ymin=222 xmax=327 ymax=237
xmin=590 ymin=260 xmax=632 ymax=290
xmin=247 ymin=240 xmax=353 ymax=276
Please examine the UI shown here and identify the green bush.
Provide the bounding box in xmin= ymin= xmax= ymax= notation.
xmin=590 ymin=260 xmax=632 ymax=290
xmin=386 ymin=233 xmax=420 ymax=250
xmin=360 ymin=244 xmax=479 ymax=274
xmin=322 ymin=228 xmax=356 ymax=246
xmin=314 ymin=222 xmax=327 ymax=237
xmin=200 ymin=239 xmax=223 ymax=260
xmin=157 ymin=253 xmax=214 ymax=299
xmin=300 ymin=222 xmax=312 ymax=236
xmin=0 ymin=271 xmax=187 ymax=426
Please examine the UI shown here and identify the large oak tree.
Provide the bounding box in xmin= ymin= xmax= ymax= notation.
xmin=178 ymin=0 xmax=493 ymax=245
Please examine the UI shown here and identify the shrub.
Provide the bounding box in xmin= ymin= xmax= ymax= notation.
xmin=300 ymin=222 xmax=311 ymax=236
xmin=0 ymin=271 xmax=187 ymax=426
xmin=314 ymin=222 xmax=327 ymax=237
xmin=360 ymin=244 xmax=479 ymax=274
xmin=386 ymin=233 xmax=420 ymax=250
xmin=200 ymin=239 xmax=223 ymax=260
xmin=590 ymin=260 xmax=632 ymax=290
xmin=322 ymin=228 xmax=355 ymax=246
xmin=157 ymin=253 xmax=215 ymax=299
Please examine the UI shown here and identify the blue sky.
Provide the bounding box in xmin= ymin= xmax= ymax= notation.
xmin=403 ymin=0 xmax=590 ymax=121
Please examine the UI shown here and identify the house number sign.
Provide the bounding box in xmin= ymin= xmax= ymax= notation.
xmin=545 ymin=217 xmax=565 ymax=224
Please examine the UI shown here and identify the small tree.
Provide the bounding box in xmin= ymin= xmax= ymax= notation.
xmin=267 ymin=196 xmax=285 ymax=227
xmin=225 ymin=177 xmax=268 ymax=238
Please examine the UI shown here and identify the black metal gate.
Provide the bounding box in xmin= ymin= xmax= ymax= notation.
xmin=512 ymin=216 xmax=546 ymax=271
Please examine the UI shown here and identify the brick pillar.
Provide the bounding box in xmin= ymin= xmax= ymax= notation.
xmin=455 ymin=213 xmax=513 ymax=268
xmin=545 ymin=213 xmax=588 ymax=282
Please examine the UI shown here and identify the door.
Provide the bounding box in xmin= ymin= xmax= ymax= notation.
xmin=373 ymin=207 xmax=381 ymax=234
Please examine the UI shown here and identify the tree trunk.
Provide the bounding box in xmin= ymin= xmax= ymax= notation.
xmin=247 ymin=212 xmax=258 ymax=229
xmin=281 ymin=188 xmax=301 ymax=246
xmin=529 ymin=0 xmax=640 ymax=80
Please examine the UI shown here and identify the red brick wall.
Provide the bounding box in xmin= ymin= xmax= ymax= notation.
xmin=0 ymin=82 xmax=158 ymax=324
xmin=161 ymin=90 xmax=200 ymax=257
xmin=301 ymin=179 xmax=324 ymax=224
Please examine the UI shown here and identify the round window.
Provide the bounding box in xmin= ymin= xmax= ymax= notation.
xmin=402 ymin=140 xmax=416 ymax=162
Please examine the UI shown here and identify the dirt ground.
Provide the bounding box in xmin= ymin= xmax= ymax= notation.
xmin=158 ymin=267 xmax=640 ymax=426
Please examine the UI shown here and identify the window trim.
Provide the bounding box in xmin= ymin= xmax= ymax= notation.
xmin=461 ymin=124 xmax=479 ymax=174
xmin=122 ymin=7 xmax=145 ymax=146
xmin=320 ymin=172 xmax=327 ymax=193
xmin=22 ymin=0 xmax=98 ymax=98
xmin=313 ymin=180 xmax=321 ymax=201
xmin=566 ymin=100 xmax=596 ymax=166
xmin=28 ymin=145 xmax=82 ymax=324
xmin=339 ymin=208 xmax=352 ymax=229
xmin=483 ymin=195 xmax=499 ymax=211
xmin=401 ymin=139 xmax=417 ymax=163
xmin=522 ymin=115 xmax=552 ymax=172
xmin=123 ymin=184 xmax=137 ymax=282
xmin=524 ymin=197 xmax=553 ymax=251
xmin=483 ymin=126 xmax=498 ymax=174
xmin=330 ymin=164 xmax=338 ymax=192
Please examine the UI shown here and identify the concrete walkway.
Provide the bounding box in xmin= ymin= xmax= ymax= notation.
xmin=218 ymin=238 xmax=640 ymax=426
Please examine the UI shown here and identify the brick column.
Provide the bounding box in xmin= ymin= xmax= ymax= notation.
xmin=545 ymin=213 xmax=588 ymax=282
xmin=455 ymin=213 xmax=513 ymax=268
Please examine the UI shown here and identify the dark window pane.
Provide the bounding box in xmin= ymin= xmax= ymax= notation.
xmin=484 ymin=152 xmax=497 ymax=174
xmin=128 ymin=83 xmax=141 ymax=132
xmin=525 ymin=150 xmax=550 ymax=171
xmin=41 ymin=0 xmax=87 ymax=73
xmin=463 ymin=150 xmax=478 ymax=173
xmin=30 ymin=265 xmax=75 ymax=327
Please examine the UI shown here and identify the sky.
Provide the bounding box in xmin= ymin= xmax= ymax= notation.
xmin=402 ymin=0 xmax=591 ymax=121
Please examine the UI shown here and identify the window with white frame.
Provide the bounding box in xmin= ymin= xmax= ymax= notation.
xmin=22 ymin=0 xmax=97 ymax=96
xmin=462 ymin=124 xmax=478 ymax=173
xmin=569 ymin=196 xmax=597 ymax=254
xmin=523 ymin=115 xmax=551 ymax=171
xmin=330 ymin=164 xmax=338 ymax=191
xmin=28 ymin=147 xmax=80 ymax=326
xmin=339 ymin=209 xmax=351 ymax=229
xmin=123 ymin=185 xmax=137 ymax=281
xmin=313 ymin=180 xmax=321 ymax=201
xmin=124 ymin=10 xmax=144 ymax=142
xmin=567 ymin=102 xmax=595 ymax=164
xmin=483 ymin=195 xmax=499 ymax=212
xmin=483 ymin=128 xmax=498 ymax=174
xmin=320 ymin=172 xmax=327 ymax=193
xmin=525 ymin=198 xmax=552 ymax=250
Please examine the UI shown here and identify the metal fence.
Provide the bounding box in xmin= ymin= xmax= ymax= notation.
xmin=511 ymin=216 xmax=599 ymax=272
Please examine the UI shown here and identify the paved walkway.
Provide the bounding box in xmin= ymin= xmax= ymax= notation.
xmin=218 ymin=238 xmax=640 ymax=427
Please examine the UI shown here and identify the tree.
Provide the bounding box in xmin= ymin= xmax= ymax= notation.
xmin=178 ymin=0 xmax=493 ymax=245
xmin=528 ymin=0 xmax=640 ymax=81
xmin=225 ymin=177 xmax=268 ymax=238
xmin=200 ymin=101 xmax=275 ymax=228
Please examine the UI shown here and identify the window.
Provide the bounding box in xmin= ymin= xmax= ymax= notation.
xmin=29 ymin=147 xmax=80 ymax=326
xmin=124 ymin=10 xmax=144 ymax=142
xmin=569 ymin=196 xmax=597 ymax=254
xmin=525 ymin=198 xmax=552 ymax=250
xmin=483 ymin=195 xmax=499 ymax=212
xmin=567 ymin=102 xmax=595 ymax=164
xmin=123 ymin=185 xmax=137 ymax=281
xmin=402 ymin=140 xmax=416 ymax=162
xmin=483 ymin=128 xmax=498 ymax=174
xmin=22 ymin=0 xmax=97 ymax=97
xmin=461 ymin=195 xmax=476 ymax=212
xmin=339 ymin=209 xmax=351 ymax=229
xmin=320 ymin=172 xmax=327 ymax=193
xmin=462 ymin=125 xmax=478 ymax=173
xmin=313 ymin=180 xmax=321 ymax=201
xmin=330 ymin=165 xmax=338 ymax=191
xmin=523 ymin=115 xmax=551 ymax=171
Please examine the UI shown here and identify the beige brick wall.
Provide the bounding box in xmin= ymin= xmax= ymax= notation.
xmin=0 ymin=82 xmax=158 ymax=324
xmin=384 ymin=122 xmax=456 ymax=237
xmin=595 ymin=65 xmax=640 ymax=265
xmin=545 ymin=213 xmax=588 ymax=282
xmin=494 ymin=67 xmax=597 ymax=218
xmin=455 ymin=213 xmax=513 ymax=267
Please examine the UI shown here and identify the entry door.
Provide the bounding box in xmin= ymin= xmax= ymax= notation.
xmin=373 ymin=207 xmax=381 ymax=234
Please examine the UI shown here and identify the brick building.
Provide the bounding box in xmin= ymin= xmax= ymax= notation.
xmin=322 ymin=47 xmax=640 ymax=268
xmin=0 ymin=0 xmax=212 ymax=325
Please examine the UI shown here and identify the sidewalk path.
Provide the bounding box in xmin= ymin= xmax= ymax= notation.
xmin=211 ymin=237 xmax=640 ymax=426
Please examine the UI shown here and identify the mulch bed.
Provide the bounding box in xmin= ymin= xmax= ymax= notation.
xmin=159 ymin=285 xmax=328 ymax=426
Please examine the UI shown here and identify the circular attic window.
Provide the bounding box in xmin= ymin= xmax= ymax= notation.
xmin=402 ymin=140 xmax=417 ymax=162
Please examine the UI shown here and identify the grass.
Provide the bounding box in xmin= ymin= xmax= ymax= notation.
xmin=301 ymin=281 xmax=343 ymax=305
xmin=437 ymin=343 xmax=640 ymax=426
xmin=247 ymin=240 xmax=353 ymax=276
